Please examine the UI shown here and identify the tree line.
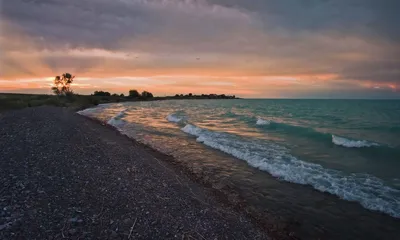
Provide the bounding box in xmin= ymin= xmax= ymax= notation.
xmin=93 ymin=89 xmax=154 ymax=99
xmin=51 ymin=73 xmax=154 ymax=99
xmin=172 ymin=93 xmax=236 ymax=99
xmin=51 ymin=73 xmax=238 ymax=100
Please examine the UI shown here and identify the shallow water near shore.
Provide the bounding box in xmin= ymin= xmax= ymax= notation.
xmin=79 ymin=99 xmax=400 ymax=239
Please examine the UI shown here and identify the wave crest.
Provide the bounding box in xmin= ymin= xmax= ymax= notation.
xmin=332 ymin=135 xmax=379 ymax=148
xmin=181 ymin=124 xmax=399 ymax=218
xmin=256 ymin=117 xmax=271 ymax=125
xmin=167 ymin=114 xmax=183 ymax=123
xmin=77 ymin=106 xmax=102 ymax=116
xmin=107 ymin=109 xmax=127 ymax=127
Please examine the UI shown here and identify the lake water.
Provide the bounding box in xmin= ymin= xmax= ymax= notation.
xmin=78 ymin=99 xmax=400 ymax=239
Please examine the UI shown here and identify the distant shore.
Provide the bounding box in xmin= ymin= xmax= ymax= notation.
xmin=0 ymin=93 xmax=240 ymax=113
xmin=0 ymin=106 xmax=281 ymax=239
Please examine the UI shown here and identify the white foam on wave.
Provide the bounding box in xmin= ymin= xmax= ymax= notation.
xmin=114 ymin=109 xmax=127 ymax=119
xmin=182 ymin=124 xmax=400 ymax=218
xmin=256 ymin=117 xmax=270 ymax=125
xmin=107 ymin=109 xmax=127 ymax=127
xmin=166 ymin=114 xmax=183 ymax=123
xmin=332 ymin=135 xmax=379 ymax=148
xmin=77 ymin=106 xmax=100 ymax=116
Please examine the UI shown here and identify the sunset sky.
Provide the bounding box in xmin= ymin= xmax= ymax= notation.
xmin=1 ymin=0 xmax=399 ymax=98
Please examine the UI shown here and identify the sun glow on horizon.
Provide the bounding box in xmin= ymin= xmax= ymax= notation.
xmin=1 ymin=0 xmax=399 ymax=98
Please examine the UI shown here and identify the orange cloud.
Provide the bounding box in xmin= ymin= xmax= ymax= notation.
xmin=1 ymin=5 xmax=399 ymax=99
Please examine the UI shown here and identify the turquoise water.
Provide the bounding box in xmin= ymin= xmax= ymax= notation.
xmin=79 ymin=99 xmax=400 ymax=238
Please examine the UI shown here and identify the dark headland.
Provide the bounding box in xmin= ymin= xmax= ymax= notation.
xmin=0 ymin=106 xmax=279 ymax=240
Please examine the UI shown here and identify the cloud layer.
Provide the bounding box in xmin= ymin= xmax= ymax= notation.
xmin=1 ymin=0 xmax=399 ymax=97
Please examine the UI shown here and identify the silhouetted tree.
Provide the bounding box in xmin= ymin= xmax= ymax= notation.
xmin=93 ymin=91 xmax=111 ymax=96
xmin=112 ymin=93 xmax=119 ymax=97
xmin=141 ymin=91 xmax=153 ymax=98
xmin=52 ymin=73 xmax=74 ymax=96
xmin=120 ymin=93 xmax=125 ymax=97
xmin=129 ymin=89 xmax=140 ymax=98
xmin=188 ymin=93 xmax=193 ymax=97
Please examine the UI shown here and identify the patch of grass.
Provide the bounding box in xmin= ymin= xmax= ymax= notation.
xmin=0 ymin=91 xmax=239 ymax=113
xmin=0 ymin=93 xmax=102 ymax=112
xmin=65 ymin=95 xmax=101 ymax=111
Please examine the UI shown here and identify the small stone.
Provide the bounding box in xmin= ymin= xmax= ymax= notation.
xmin=151 ymin=220 xmax=157 ymax=225
xmin=123 ymin=218 xmax=132 ymax=225
xmin=74 ymin=209 xmax=83 ymax=213
xmin=69 ymin=217 xmax=83 ymax=223
xmin=68 ymin=229 xmax=77 ymax=235
xmin=110 ymin=230 xmax=118 ymax=238
xmin=0 ymin=210 xmax=7 ymax=217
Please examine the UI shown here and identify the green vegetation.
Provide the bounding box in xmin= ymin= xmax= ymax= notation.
xmin=0 ymin=91 xmax=238 ymax=112
xmin=141 ymin=91 xmax=154 ymax=99
xmin=93 ymin=91 xmax=111 ymax=96
xmin=171 ymin=93 xmax=236 ymax=99
xmin=128 ymin=89 xmax=140 ymax=98
xmin=0 ymin=73 xmax=238 ymax=112
xmin=0 ymin=93 xmax=99 ymax=112
xmin=52 ymin=73 xmax=74 ymax=96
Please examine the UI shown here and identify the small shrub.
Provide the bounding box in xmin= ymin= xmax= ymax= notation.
xmin=141 ymin=91 xmax=154 ymax=99
xmin=129 ymin=89 xmax=140 ymax=98
xmin=93 ymin=91 xmax=111 ymax=96
xmin=88 ymin=97 xmax=100 ymax=105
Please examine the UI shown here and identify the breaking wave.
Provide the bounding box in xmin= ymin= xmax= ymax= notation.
xmin=181 ymin=124 xmax=400 ymax=218
xmin=107 ymin=109 xmax=127 ymax=127
xmin=332 ymin=135 xmax=379 ymax=148
xmin=167 ymin=114 xmax=183 ymax=123
xmin=76 ymin=106 xmax=102 ymax=116
xmin=256 ymin=117 xmax=271 ymax=125
xmin=254 ymin=119 xmax=385 ymax=149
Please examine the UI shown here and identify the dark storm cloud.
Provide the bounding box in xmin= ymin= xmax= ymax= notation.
xmin=1 ymin=0 xmax=399 ymax=87
xmin=3 ymin=0 xmax=399 ymax=49
xmin=2 ymin=0 xmax=156 ymax=50
xmin=210 ymin=0 xmax=400 ymax=41
xmin=340 ymin=60 xmax=400 ymax=83
xmin=2 ymin=0 xmax=252 ymax=51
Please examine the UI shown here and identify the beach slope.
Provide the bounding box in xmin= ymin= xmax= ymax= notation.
xmin=0 ymin=107 xmax=268 ymax=239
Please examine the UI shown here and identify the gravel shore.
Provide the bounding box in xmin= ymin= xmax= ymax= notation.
xmin=0 ymin=107 xmax=270 ymax=239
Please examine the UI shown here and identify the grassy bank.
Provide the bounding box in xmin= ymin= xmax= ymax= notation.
xmin=0 ymin=93 xmax=115 ymax=112
xmin=0 ymin=93 xmax=239 ymax=112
